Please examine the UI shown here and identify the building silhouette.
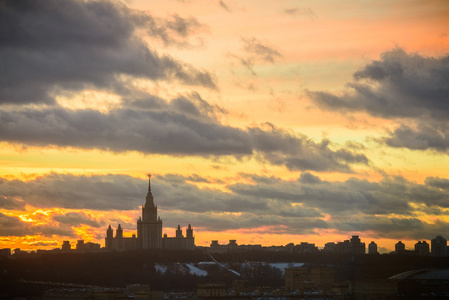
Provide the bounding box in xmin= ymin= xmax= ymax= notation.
xmin=285 ymin=266 xmax=334 ymax=293
xmin=137 ymin=175 xmax=163 ymax=249
xmin=106 ymin=224 xmax=138 ymax=251
xmin=105 ymin=175 xmax=195 ymax=251
xmin=61 ymin=240 xmax=71 ymax=253
xmin=414 ymin=240 xmax=430 ymax=256
xmin=431 ymin=235 xmax=447 ymax=257
xmin=368 ymin=241 xmax=377 ymax=254
xmin=395 ymin=241 xmax=405 ymax=254
xmin=349 ymin=235 xmax=365 ymax=254
xmin=322 ymin=235 xmax=365 ymax=254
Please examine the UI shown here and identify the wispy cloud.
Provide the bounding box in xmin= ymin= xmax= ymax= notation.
xmin=218 ymin=0 xmax=232 ymax=12
xmin=283 ymin=7 xmax=317 ymax=19
xmin=229 ymin=37 xmax=282 ymax=75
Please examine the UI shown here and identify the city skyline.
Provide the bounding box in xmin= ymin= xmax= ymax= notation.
xmin=0 ymin=0 xmax=449 ymax=252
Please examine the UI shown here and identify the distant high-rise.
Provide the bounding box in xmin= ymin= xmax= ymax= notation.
xmin=431 ymin=235 xmax=447 ymax=257
xmin=395 ymin=241 xmax=405 ymax=254
xmin=62 ymin=240 xmax=71 ymax=253
xmin=350 ymin=235 xmax=365 ymax=254
xmin=368 ymin=241 xmax=378 ymax=254
xmin=414 ymin=241 xmax=430 ymax=256
xmin=322 ymin=236 xmax=365 ymax=254
xmin=76 ymin=240 xmax=85 ymax=253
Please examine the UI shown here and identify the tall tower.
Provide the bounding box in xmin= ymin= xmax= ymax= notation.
xmin=116 ymin=224 xmax=123 ymax=238
xmin=105 ymin=225 xmax=113 ymax=250
xmin=137 ymin=174 xmax=162 ymax=249
xmin=186 ymin=224 xmax=193 ymax=238
xmin=115 ymin=224 xmax=124 ymax=251
xmin=185 ymin=224 xmax=195 ymax=250
xmin=176 ymin=225 xmax=183 ymax=238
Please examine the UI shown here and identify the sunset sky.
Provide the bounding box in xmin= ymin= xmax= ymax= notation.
xmin=1 ymin=0 xmax=449 ymax=253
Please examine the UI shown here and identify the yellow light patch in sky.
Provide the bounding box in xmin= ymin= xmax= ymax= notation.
xmin=55 ymin=90 xmax=122 ymax=113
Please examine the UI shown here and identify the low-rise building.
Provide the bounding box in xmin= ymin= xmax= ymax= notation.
xmin=351 ymin=280 xmax=398 ymax=300
xmin=285 ymin=266 xmax=335 ymax=293
xmin=0 ymin=248 xmax=11 ymax=258
xmin=197 ymin=283 xmax=226 ymax=298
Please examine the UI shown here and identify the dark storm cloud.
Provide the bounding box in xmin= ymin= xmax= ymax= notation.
xmin=308 ymin=48 xmax=449 ymax=152
xmin=0 ymin=97 xmax=366 ymax=171
xmin=0 ymin=0 xmax=215 ymax=105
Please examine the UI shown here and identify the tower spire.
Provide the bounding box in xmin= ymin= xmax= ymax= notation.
xmin=145 ymin=174 xmax=154 ymax=207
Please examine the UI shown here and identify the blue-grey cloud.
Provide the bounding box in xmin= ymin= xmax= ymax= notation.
xmin=382 ymin=121 xmax=449 ymax=152
xmin=52 ymin=212 xmax=103 ymax=228
xmin=309 ymin=48 xmax=449 ymax=119
xmin=0 ymin=0 xmax=215 ymax=105
xmin=248 ymin=123 xmax=368 ymax=172
xmin=0 ymin=96 xmax=366 ymax=171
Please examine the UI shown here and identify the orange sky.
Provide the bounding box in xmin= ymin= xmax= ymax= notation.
xmin=0 ymin=0 xmax=449 ymax=253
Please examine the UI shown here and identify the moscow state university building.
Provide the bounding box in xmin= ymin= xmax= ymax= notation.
xmin=105 ymin=175 xmax=194 ymax=251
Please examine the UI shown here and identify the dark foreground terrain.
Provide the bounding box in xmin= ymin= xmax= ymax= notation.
xmin=1 ymin=249 xmax=449 ymax=298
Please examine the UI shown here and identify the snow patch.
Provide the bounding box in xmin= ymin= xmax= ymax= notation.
xmin=185 ymin=263 xmax=208 ymax=276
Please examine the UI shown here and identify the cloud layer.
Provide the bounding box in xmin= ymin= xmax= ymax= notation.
xmin=0 ymin=102 xmax=366 ymax=171
xmin=1 ymin=173 xmax=448 ymax=240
